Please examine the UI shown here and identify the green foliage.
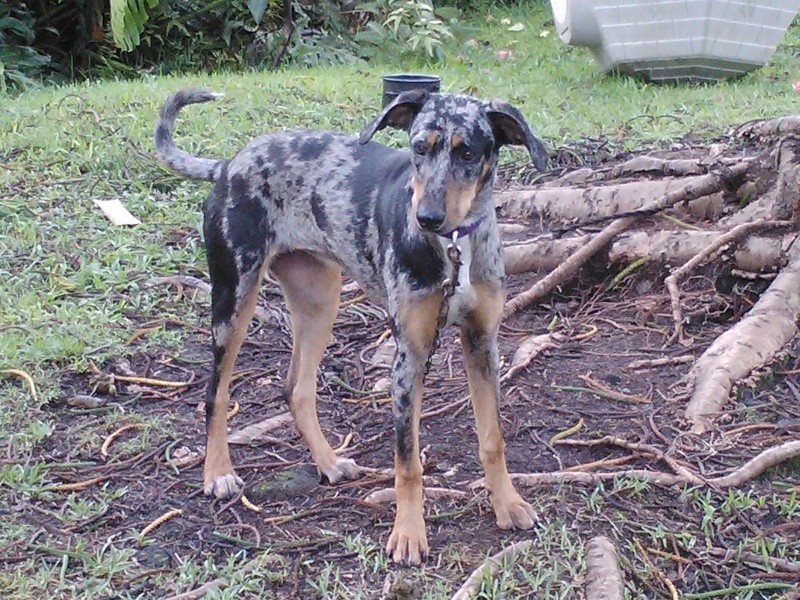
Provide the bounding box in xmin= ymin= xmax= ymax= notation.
xmin=0 ymin=4 xmax=51 ymax=93
xmin=355 ymin=0 xmax=461 ymax=60
xmin=110 ymin=0 xmax=161 ymax=52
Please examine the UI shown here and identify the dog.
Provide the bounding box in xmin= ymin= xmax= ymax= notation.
xmin=154 ymin=87 xmax=548 ymax=565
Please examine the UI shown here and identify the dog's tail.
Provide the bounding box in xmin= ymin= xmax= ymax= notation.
xmin=154 ymin=88 xmax=226 ymax=182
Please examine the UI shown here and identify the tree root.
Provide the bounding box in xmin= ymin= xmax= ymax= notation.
xmin=503 ymin=230 xmax=792 ymax=275
xmin=684 ymin=245 xmax=800 ymax=433
xmin=363 ymin=486 xmax=467 ymax=504
xmin=734 ymin=115 xmax=800 ymax=140
xmin=664 ymin=219 xmax=792 ymax=345
xmin=496 ymin=176 xmax=724 ymax=224
xmin=504 ymin=162 xmax=751 ymax=316
xmin=450 ymin=540 xmax=532 ymax=600
xmin=468 ymin=440 xmax=800 ymax=490
xmin=585 ymin=536 xmax=625 ymax=600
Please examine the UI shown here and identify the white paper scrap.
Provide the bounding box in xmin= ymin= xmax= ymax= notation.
xmin=93 ymin=199 xmax=141 ymax=225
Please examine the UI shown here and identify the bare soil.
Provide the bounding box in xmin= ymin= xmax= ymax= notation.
xmin=27 ymin=143 xmax=800 ymax=598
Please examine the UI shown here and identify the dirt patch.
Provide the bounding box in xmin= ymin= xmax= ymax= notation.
xmin=21 ymin=250 xmax=799 ymax=598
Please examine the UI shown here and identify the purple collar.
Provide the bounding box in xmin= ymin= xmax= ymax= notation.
xmin=439 ymin=217 xmax=484 ymax=239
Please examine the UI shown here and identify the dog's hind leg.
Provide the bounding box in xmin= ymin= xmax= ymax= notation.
xmin=271 ymin=251 xmax=362 ymax=484
xmin=204 ymin=260 xmax=266 ymax=499
xmin=461 ymin=282 xmax=537 ymax=530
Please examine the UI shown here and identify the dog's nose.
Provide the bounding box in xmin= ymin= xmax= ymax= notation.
xmin=416 ymin=207 xmax=445 ymax=232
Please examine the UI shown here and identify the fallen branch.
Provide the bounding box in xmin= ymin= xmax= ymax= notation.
xmin=450 ymin=540 xmax=532 ymax=600
xmin=585 ymin=536 xmax=625 ymax=600
xmin=684 ymin=245 xmax=800 ymax=433
xmin=665 ymin=219 xmax=791 ymax=344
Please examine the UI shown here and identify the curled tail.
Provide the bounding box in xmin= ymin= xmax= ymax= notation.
xmin=154 ymin=88 xmax=226 ymax=182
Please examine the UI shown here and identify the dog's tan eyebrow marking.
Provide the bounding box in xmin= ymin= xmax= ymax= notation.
xmin=424 ymin=131 xmax=440 ymax=146
xmin=451 ymin=133 xmax=463 ymax=149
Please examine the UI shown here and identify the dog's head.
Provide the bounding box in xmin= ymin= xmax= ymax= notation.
xmin=359 ymin=90 xmax=547 ymax=235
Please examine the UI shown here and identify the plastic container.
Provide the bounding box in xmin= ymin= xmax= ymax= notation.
xmin=382 ymin=74 xmax=441 ymax=106
xmin=550 ymin=0 xmax=800 ymax=82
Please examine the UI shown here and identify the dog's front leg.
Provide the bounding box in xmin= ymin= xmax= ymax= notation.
xmin=461 ymin=282 xmax=537 ymax=531
xmin=386 ymin=292 xmax=441 ymax=565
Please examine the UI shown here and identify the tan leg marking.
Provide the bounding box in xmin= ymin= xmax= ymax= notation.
xmin=272 ymin=251 xmax=361 ymax=483
xmin=204 ymin=276 xmax=264 ymax=499
xmin=387 ymin=292 xmax=441 ymax=565
xmin=461 ymin=282 xmax=536 ymax=530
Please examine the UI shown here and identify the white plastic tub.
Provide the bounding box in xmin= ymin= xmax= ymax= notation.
xmin=550 ymin=0 xmax=800 ymax=82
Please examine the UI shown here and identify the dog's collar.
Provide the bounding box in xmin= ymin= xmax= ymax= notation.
xmin=439 ymin=217 xmax=484 ymax=239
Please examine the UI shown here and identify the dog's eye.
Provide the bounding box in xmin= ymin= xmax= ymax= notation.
xmin=412 ymin=141 xmax=428 ymax=156
xmin=457 ymin=146 xmax=476 ymax=161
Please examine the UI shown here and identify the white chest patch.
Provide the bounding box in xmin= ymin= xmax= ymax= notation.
xmin=439 ymin=235 xmax=476 ymax=326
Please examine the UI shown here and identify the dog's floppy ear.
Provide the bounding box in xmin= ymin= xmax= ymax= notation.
xmin=486 ymin=100 xmax=548 ymax=172
xmin=359 ymin=89 xmax=430 ymax=145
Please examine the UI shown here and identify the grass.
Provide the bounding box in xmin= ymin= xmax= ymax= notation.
xmin=1 ymin=2 xmax=800 ymax=598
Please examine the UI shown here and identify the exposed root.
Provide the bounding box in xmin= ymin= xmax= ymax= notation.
xmin=450 ymin=540 xmax=532 ymax=600
xmin=364 ymin=486 xmax=467 ymax=504
xmin=504 ymin=216 xmax=638 ymax=317
xmin=503 ymin=230 xmax=791 ymax=275
xmin=626 ymin=355 xmax=694 ymax=371
xmin=585 ymin=536 xmax=625 ymax=600
xmin=500 ymin=332 xmax=561 ymax=382
xmin=504 ymin=162 xmax=751 ymax=316
xmin=734 ymin=115 xmax=800 ymax=140
xmin=228 ymin=412 xmax=294 ymax=445
xmin=684 ymin=245 xmax=800 ymax=433
xmin=468 ymin=440 xmax=800 ymax=490
xmin=664 ymin=219 xmax=792 ymax=345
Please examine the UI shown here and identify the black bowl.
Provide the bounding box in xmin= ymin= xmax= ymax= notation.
xmin=382 ymin=73 xmax=441 ymax=106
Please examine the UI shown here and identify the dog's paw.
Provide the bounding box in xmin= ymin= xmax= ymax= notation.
xmin=204 ymin=472 xmax=244 ymax=499
xmin=493 ymin=493 xmax=537 ymax=530
xmin=320 ymin=457 xmax=363 ymax=484
xmin=387 ymin=518 xmax=428 ymax=566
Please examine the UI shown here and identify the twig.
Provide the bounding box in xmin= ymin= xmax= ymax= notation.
xmin=0 ymin=368 xmax=39 ymax=403
xmin=450 ymin=540 xmax=532 ymax=600
xmin=139 ymin=508 xmax=182 ymax=537
xmin=162 ymin=552 xmax=281 ymax=600
xmin=585 ymin=536 xmax=624 ymax=600
xmin=633 ymin=538 xmax=679 ymax=600
xmin=50 ymin=476 xmax=108 ymax=492
xmin=100 ymin=424 xmax=143 ymax=458
xmin=712 ymin=440 xmax=800 ymax=487
xmin=664 ymin=219 xmax=791 ymax=345
xmin=626 ymin=355 xmax=694 ymax=371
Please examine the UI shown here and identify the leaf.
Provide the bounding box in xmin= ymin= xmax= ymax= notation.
xmin=247 ymin=0 xmax=268 ymax=24
xmin=508 ymin=22 xmax=525 ymax=32
xmin=109 ymin=0 xmax=160 ymax=52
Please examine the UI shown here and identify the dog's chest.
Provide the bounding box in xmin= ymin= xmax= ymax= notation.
xmin=438 ymin=236 xmax=476 ymax=326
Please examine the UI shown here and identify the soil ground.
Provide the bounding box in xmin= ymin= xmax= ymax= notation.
xmin=14 ymin=146 xmax=800 ymax=599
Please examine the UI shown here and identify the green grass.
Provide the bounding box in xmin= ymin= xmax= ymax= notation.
xmin=1 ymin=2 xmax=800 ymax=598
